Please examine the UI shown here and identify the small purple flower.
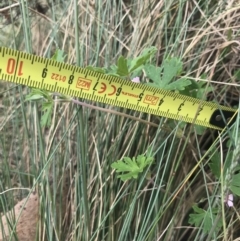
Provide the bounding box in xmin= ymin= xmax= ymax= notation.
xmin=226 ymin=194 xmax=234 ymax=207
xmin=131 ymin=77 xmax=140 ymax=83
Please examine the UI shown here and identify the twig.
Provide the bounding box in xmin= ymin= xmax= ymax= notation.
xmin=0 ymin=3 xmax=19 ymax=13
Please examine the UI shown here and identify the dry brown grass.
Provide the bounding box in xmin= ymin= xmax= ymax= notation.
xmin=1 ymin=0 xmax=240 ymax=240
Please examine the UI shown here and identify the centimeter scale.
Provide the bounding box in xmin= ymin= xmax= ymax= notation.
xmin=0 ymin=47 xmax=237 ymax=130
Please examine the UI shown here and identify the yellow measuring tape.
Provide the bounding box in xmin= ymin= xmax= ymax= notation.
xmin=0 ymin=47 xmax=237 ymax=130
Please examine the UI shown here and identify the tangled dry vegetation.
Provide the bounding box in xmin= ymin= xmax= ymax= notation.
xmin=1 ymin=0 xmax=240 ymax=240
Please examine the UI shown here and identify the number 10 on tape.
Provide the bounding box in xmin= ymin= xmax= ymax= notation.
xmin=0 ymin=47 xmax=237 ymax=130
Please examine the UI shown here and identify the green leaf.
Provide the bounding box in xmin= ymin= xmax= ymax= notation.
xmin=111 ymin=155 xmax=154 ymax=181
xmin=86 ymin=66 xmax=106 ymax=74
xmin=41 ymin=102 xmax=53 ymax=127
xmin=194 ymin=125 xmax=206 ymax=135
xmin=136 ymin=155 xmax=146 ymax=169
xmin=116 ymin=56 xmax=129 ymax=76
xmin=161 ymin=57 xmax=182 ymax=86
xmin=25 ymin=94 xmax=44 ymax=101
xmin=144 ymin=64 xmax=162 ymax=83
xmin=231 ymin=173 xmax=240 ymax=186
xmin=25 ymin=89 xmax=53 ymax=101
xmin=223 ymin=152 xmax=233 ymax=177
xmin=208 ymin=151 xmax=233 ymax=179
xmin=230 ymin=185 xmax=240 ymax=196
xmin=175 ymin=79 xmax=198 ymax=98
xmin=209 ymin=152 xmax=221 ymax=178
xmin=189 ymin=205 xmax=221 ymax=234
xmin=145 ymin=157 xmax=154 ymax=166
xmin=233 ymin=166 xmax=240 ymax=172
xmin=144 ymin=58 xmax=191 ymax=91
xmin=162 ymin=78 xmax=191 ymax=91
xmin=129 ymin=46 xmax=157 ymax=73
xmin=111 ymin=160 xmax=133 ymax=172
xmin=196 ymin=86 xmax=214 ymax=100
xmin=117 ymin=173 xmax=138 ymax=181
xmin=51 ymin=49 xmax=65 ymax=62
xmin=189 ymin=206 xmax=206 ymax=226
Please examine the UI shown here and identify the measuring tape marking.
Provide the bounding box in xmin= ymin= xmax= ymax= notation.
xmin=0 ymin=47 xmax=237 ymax=130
